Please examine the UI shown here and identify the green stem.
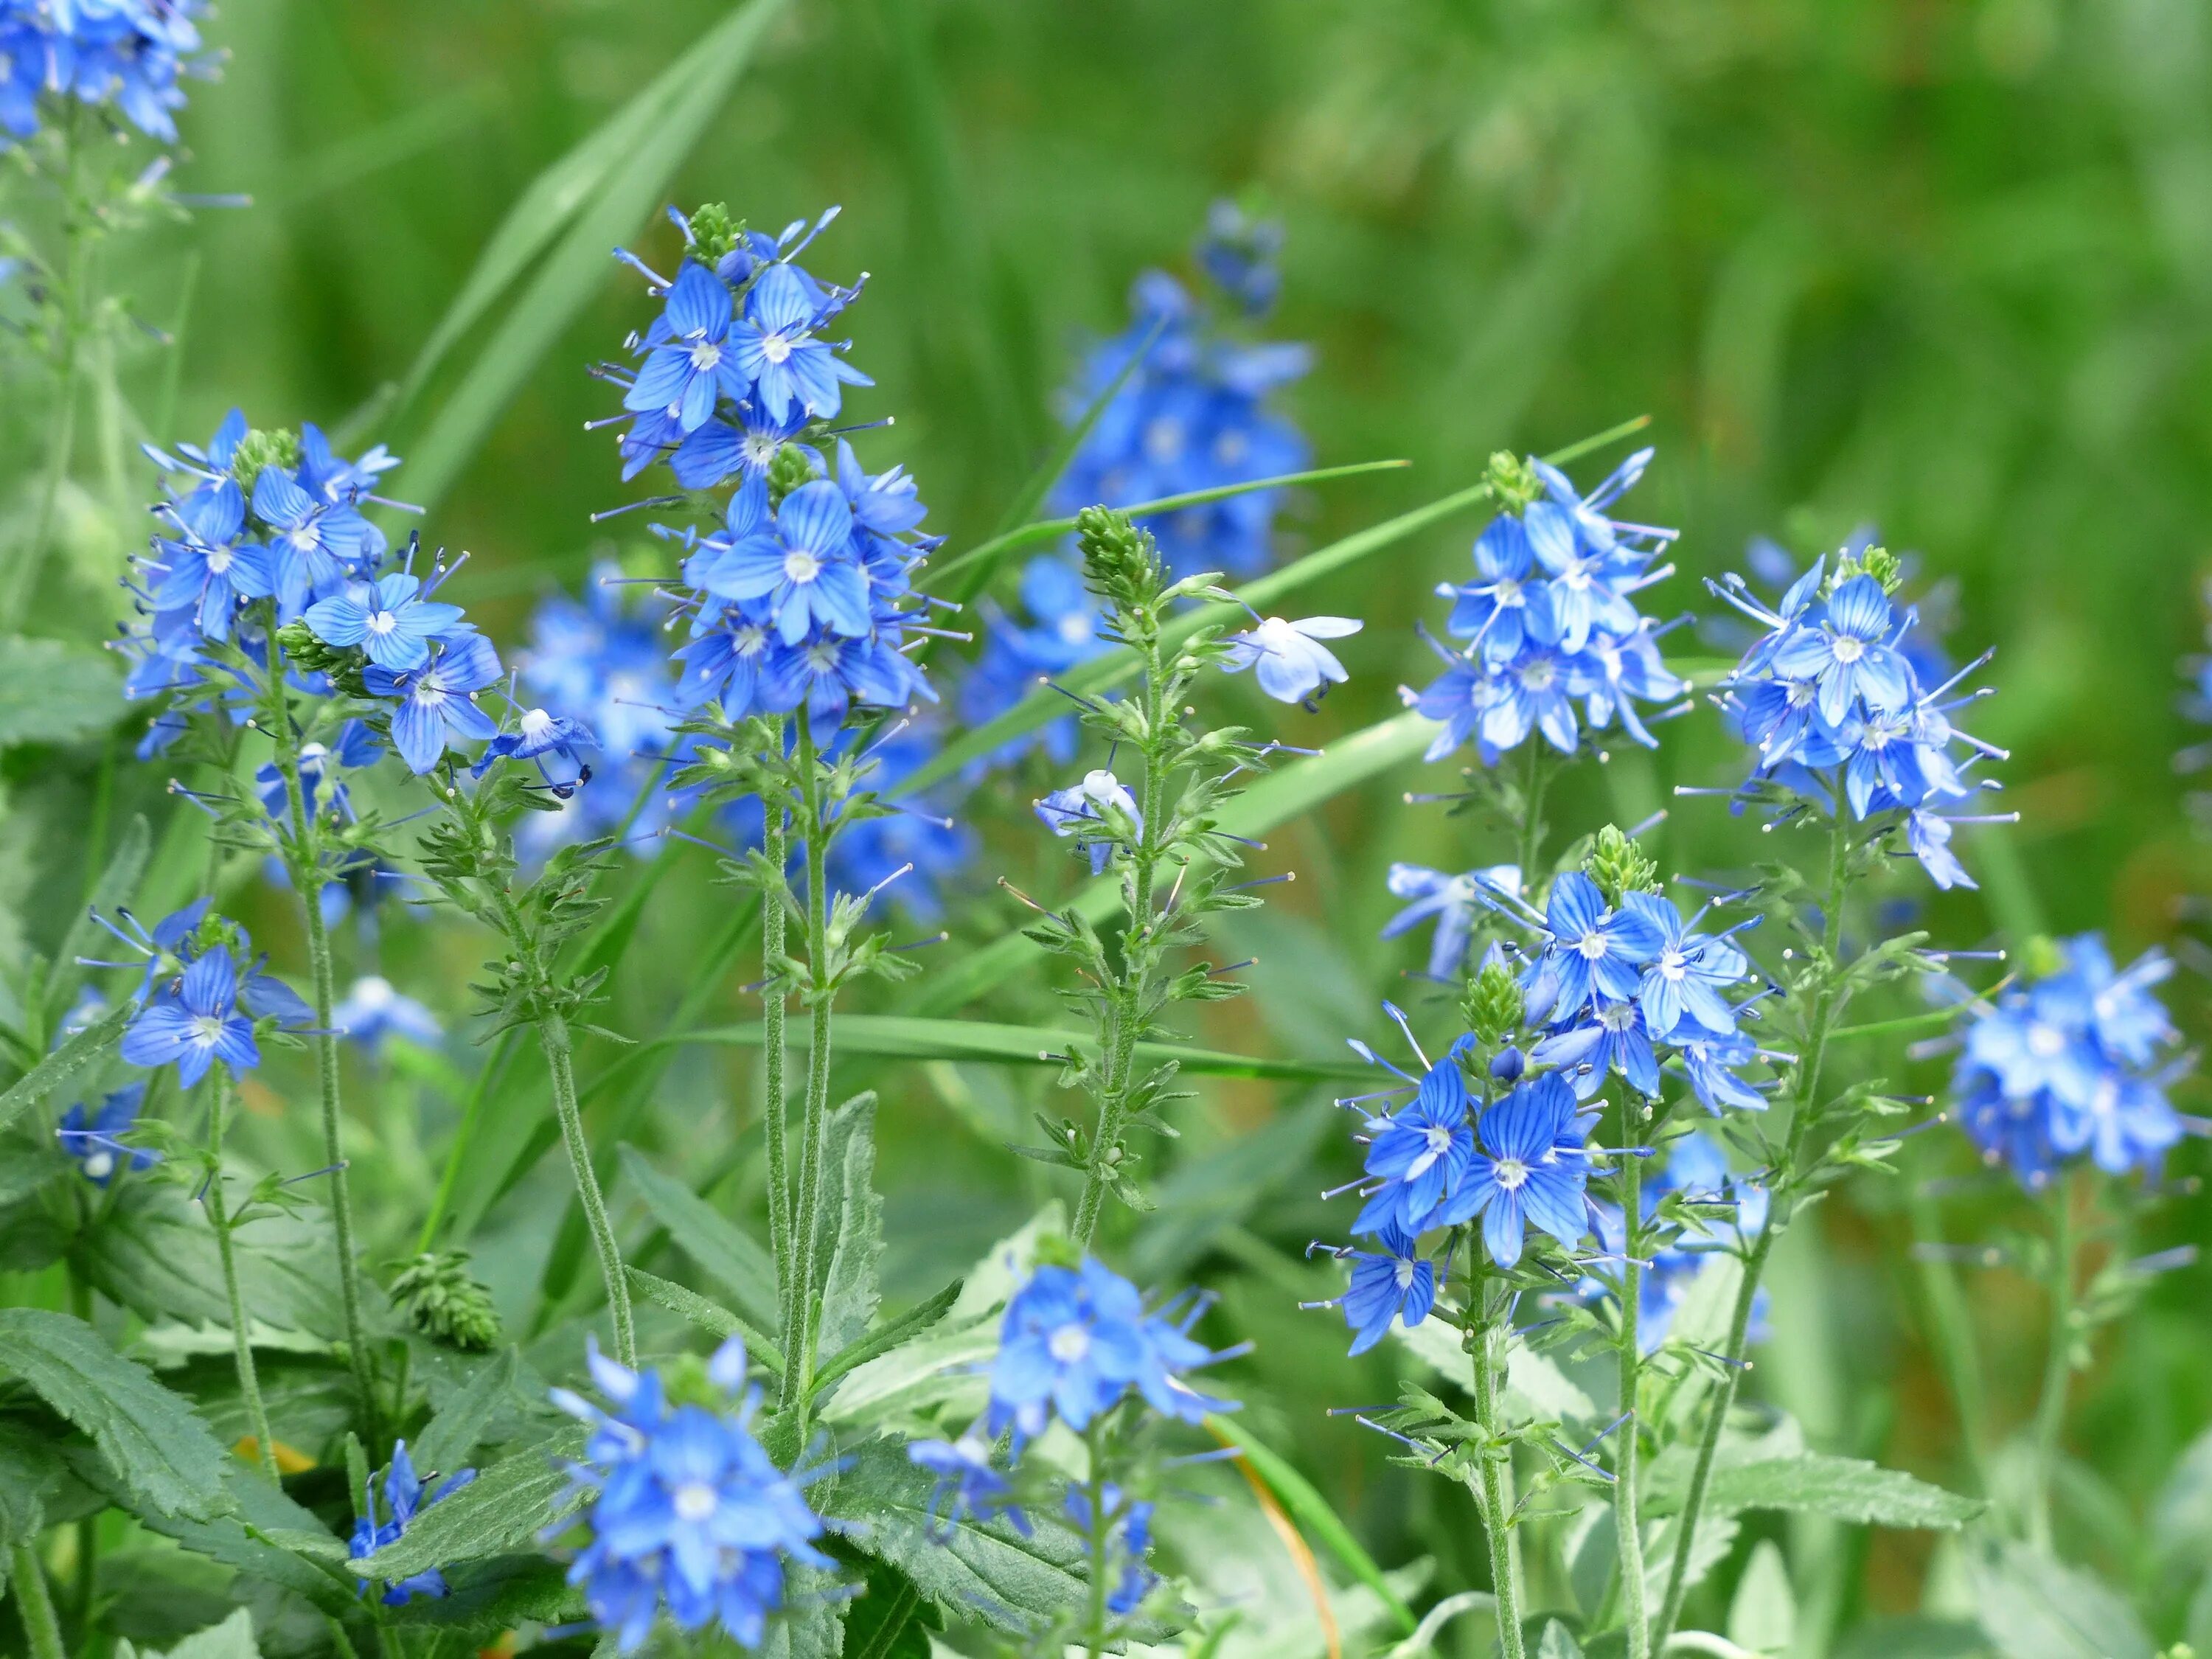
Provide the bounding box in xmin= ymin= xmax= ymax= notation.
xmin=1469 ymin=1287 xmax=1527 ymax=1659
xmin=1907 ymin=1178 xmax=1995 ymax=1497
xmin=1071 ymin=630 xmax=1171 ymax=1249
xmin=1655 ymin=804 xmax=1851 ymax=1646
xmin=2026 ymin=1175 xmax=2077 ymax=1552
xmin=204 ymin=1069 xmax=281 ymax=1483
xmin=1616 ymin=1126 xmax=1649 ymax=1659
xmin=1516 ymin=742 xmax=1551 ymax=880
xmin=262 ymin=639 xmax=380 ymax=1444
xmin=785 ymin=712 xmax=838 ymax=1415
xmin=762 ymin=771 xmax=795 ymax=1398
xmin=8 ymin=1543 xmax=65 ymax=1659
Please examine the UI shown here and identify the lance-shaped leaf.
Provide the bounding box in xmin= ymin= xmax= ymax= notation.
xmin=0 ymin=999 xmax=133 ymax=1135
xmin=351 ymin=1427 xmax=588 ymax=1583
xmin=1644 ymin=1451 xmax=1982 ymax=1530
xmin=617 ymin=1142 xmax=780 ymax=1333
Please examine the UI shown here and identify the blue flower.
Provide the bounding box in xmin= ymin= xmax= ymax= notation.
xmin=625 ymin=261 xmax=752 ymax=434
xmin=1381 ymin=863 xmax=1522 ymax=981
xmin=252 ymin=466 xmax=380 ymax=617
xmin=1523 ymin=872 xmax=1667 ymax=1022
xmin=146 ymin=485 xmax=271 ymax=642
xmin=671 ymin=401 xmax=808 ymax=492
xmin=1352 ymin=1035 xmax=1478 ymax=1238
xmin=986 ymin=1259 xmax=1234 ymax=1446
xmin=906 ymin=1427 xmax=1026 ymax=1534
xmin=1438 ymin=1071 xmax=1592 ymax=1268
xmin=684 ymin=477 xmax=870 ymax=646
xmin=1 ymin=0 xmax=209 ymax=142
xmin=757 ymin=628 xmax=927 ymax=728
xmin=1532 ymin=997 xmax=1663 ymax=1101
xmin=1036 ymin=768 xmax=1141 ymax=875
xmin=1220 ymin=614 xmax=1360 ymax=706
xmin=254 ymin=720 xmax=382 ymax=820
xmin=954 ymin=556 xmax=1106 ymax=771
xmin=554 ymin=1338 xmax=831 ymax=1654
xmin=473 ymin=706 xmax=597 ymax=796
xmin=333 ymin=975 xmax=440 ymax=1053
xmin=731 ymin=262 xmax=873 ymax=423
xmin=823 ymin=725 xmax=976 ymax=919
xmin=1588 ymin=1133 xmax=1769 ymax=1352
xmin=349 ymin=1440 xmax=476 ymax=1606
xmin=119 ymin=945 xmax=260 ymax=1088
xmin=1770 ymin=574 xmax=1912 ymax=726
xmin=55 ymin=1084 xmax=156 ymax=1186
xmin=1632 ymin=899 xmax=1750 ymax=1040
xmin=305 ymin=571 xmax=467 ymax=675
xmin=366 ymin=633 xmax=504 ymax=775
xmin=1062 ymin=1485 xmax=1160 ymax=1615
xmin=1324 ymin=1223 xmax=1437 ymax=1357
xmin=1677 ymin=1028 xmax=1769 ymax=1114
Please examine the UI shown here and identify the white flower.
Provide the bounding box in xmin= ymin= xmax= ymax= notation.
xmin=1221 ymin=615 xmax=1360 ymax=703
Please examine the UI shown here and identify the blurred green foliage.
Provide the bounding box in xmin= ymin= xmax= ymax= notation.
xmin=4 ymin=0 xmax=2211 ymax=1652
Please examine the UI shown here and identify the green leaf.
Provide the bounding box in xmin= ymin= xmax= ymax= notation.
xmin=1536 ymin=1621 xmax=1586 ymax=1659
xmin=352 ymin=1427 xmax=586 ymax=1583
xmin=837 ymin=1548 xmax=941 ymax=1659
xmin=1830 ymin=1617 xmax=1992 ymax=1659
xmin=818 ymin=1438 xmax=1085 ymax=1632
xmin=911 ymin=709 xmax=1436 ymax=1014
xmin=626 ymin=1265 xmax=784 ymax=1374
xmin=124 ymin=1464 xmax=353 ymax=1616
xmin=2152 ymin=1422 xmax=2212 ymax=1571
xmin=0 ymin=1421 xmax=63 ymax=1545
xmin=0 ymin=1309 xmax=233 ymax=1521
xmin=1728 ymin=1538 xmax=1797 ymax=1655
xmin=411 ymin=1346 xmax=521 ymax=1479
xmin=1208 ymin=1413 xmax=1417 ymax=1635
xmin=136 ymin=1609 xmax=262 ymax=1659
xmin=813 ymin=1091 xmax=884 ymax=1366
xmin=664 ymin=1013 xmax=1371 ymax=1081
xmin=813 ymin=1276 xmax=962 ymax=1399
xmin=617 ymin=1142 xmax=780 ymax=1333
xmin=0 ymin=1130 xmax=72 ymax=1208
xmin=80 ymin=1179 xmax=368 ymax=1340
xmin=386 ymin=1554 xmax=582 ymax=1633
xmin=1646 ymin=1452 xmax=1981 ymax=1529
xmin=0 ymin=999 xmax=133 ymax=1133
xmin=1966 ymin=1538 xmax=2153 ymax=1659
xmin=392 ymin=0 xmax=789 ymax=514
xmin=0 ymin=635 xmax=125 ymax=748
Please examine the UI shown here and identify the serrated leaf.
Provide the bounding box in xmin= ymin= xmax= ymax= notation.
xmin=814 ymin=1277 xmax=961 ymax=1399
xmin=1966 ymin=1538 xmax=2152 ymax=1659
xmin=352 ymin=1427 xmax=586 ymax=1583
xmin=411 ymin=1346 xmax=520 ymax=1480
xmin=0 ymin=635 xmax=125 ymax=748
xmin=0 ymin=1421 xmax=63 ymax=1545
xmin=386 ymin=1553 xmax=582 ymax=1632
xmin=814 ymin=1092 xmax=883 ymax=1365
xmin=139 ymin=1608 xmax=262 ymax=1659
xmin=122 ymin=1461 xmax=354 ymax=1616
xmin=617 ymin=1142 xmax=780 ymax=1332
xmin=627 ymin=1266 xmax=785 ymax=1374
xmin=0 ymin=999 xmax=133 ymax=1134
xmin=0 ymin=1309 xmax=233 ymax=1522
xmin=817 ymin=1438 xmax=1085 ymax=1632
xmin=1645 ymin=1452 xmax=1981 ymax=1530
xmin=838 ymin=1549 xmax=939 ymax=1659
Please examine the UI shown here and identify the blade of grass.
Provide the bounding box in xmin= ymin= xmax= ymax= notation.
xmin=393 ymin=0 xmax=790 ymax=515
xmin=651 ymin=1013 xmax=1372 ymax=1082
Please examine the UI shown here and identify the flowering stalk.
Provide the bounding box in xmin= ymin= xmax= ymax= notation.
xmin=1464 ymin=1271 xmax=1528 ymax=1659
xmin=785 ymin=709 xmax=839 ymax=1411
xmin=7 ymin=1543 xmax=65 ymax=1659
xmin=260 ymin=631 xmax=381 ymax=1436
xmin=1612 ymin=1119 xmax=1649 ymax=1659
xmin=759 ymin=765 xmax=794 ymax=1356
xmin=202 ymin=1065 xmax=281 ymax=1484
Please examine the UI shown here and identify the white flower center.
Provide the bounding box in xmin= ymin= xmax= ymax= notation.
xmin=353 ymin=976 xmax=394 ymax=1011
xmin=761 ymin=333 xmax=793 ymax=365
xmin=1494 ymin=1156 xmax=1530 ymax=1191
xmin=85 ymin=1151 xmax=114 ymax=1179
xmin=365 ymin=610 xmax=397 ymax=637
xmin=191 ymin=1014 xmax=227 ymax=1046
xmin=416 ymin=680 xmax=447 ymax=709
xmin=1144 ymin=417 xmax=1186 ymax=462
xmin=1493 ymin=577 xmax=1523 ymax=607
xmin=520 ymin=709 xmax=554 ymax=741
xmin=1658 ymin=947 xmax=1687 ymax=981
xmin=672 ymin=1481 xmax=719 ymax=1523
xmin=1520 ymin=658 xmax=1554 ymax=691
xmin=1575 ymin=931 xmax=1609 ymax=961
xmin=1599 ymin=1001 xmax=1638 ymax=1032
xmin=745 ymin=434 xmax=781 ymax=467
xmin=1214 ymin=429 xmax=1249 ymax=465
xmin=289 ymin=524 xmax=322 ymax=553
xmin=1831 ymin=633 xmax=1865 ymax=664
xmin=783 ymin=548 xmax=822 ymax=584
xmin=1058 ymin=612 xmax=1093 ymax=644
xmin=207 ymin=546 xmax=234 ymax=575
xmin=2026 ymin=1023 xmax=2065 ymax=1059
xmin=1394 ymin=1259 xmax=1416 ymax=1289
xmin=1048 ymin=1323 xmax=1091 ymax=1364
xmin=688 ymin=339 xmax=723 ymax=372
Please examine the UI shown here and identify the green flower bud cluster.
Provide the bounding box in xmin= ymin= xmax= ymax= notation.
xmin=387 ymin=1251 xmax=501 ymax=1352
xmin=1585 ymin=823 xmax=1660 ymax=908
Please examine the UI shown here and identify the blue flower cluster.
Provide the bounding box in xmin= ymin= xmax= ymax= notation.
xmin=109 ymin=902 xmax=313 ymax=1087
xmin=1954 ymin=935 xmax=2194 ymax=1186
xmin=1414 ymin=450 xmax=1686 ymax=764
xmin=554 ymin=1338 xmax=830 ymax=1654
xmin=602 ymin=207 xmax=936 ymax=734
xmin=1048 ymin=204 xmax=1311 ymax=580
xmin=1710 ymin=551 xmax=2005 ymax=888
xmin=0 ymin=0 xmax=207 ymax=144
xmin=1587 ymin=1133 xmax=1769 ymax=1353
xmin=349 ymin=1440 xmax=476 ymax=1606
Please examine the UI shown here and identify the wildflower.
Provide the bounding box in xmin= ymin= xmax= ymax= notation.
xmin=756 ymin=628 xmax=925 ymax=727
xmin=473 ymin=708 xmax=597 ymax=795
xmin=1438 ymin=1071 xmax=1591 ymax=1268
xmin=1220 ymin=614 xmax=1360 ymax=705
xmin=1634 ymin=902 xmax=1750 ymax=1040
xmin=684 ymin=477 xmax=870 ymax=645
xmin=731 ymin=262 xmax=872 ymax=422
xmin=333 ymin=975 xmax=440 ymax=1051
xmin=349 ymin=1441 xmax=476 ymax=1607
xmin=986 ymin=1259 xmax=1234 ymax=1446
xmin=1523 ymin=872 xmax=1666 ymax=1021
xmin=1588 ymin=1133 xmax=1769 ymax=1352
xmin=254 ymin=721 xmax=383 ymax=820
xmin=55 ymin=1085 xmax=157 ymax=1186
xmin=252 ymin=467 xmax=380 ymax=616
xmin=625 ymin=262 xmax=752 ymax=433
xmin=1062 ymin=1485 xmax=1160 ymax=1615
xmin=1352 ymin=1035 xmax=1477 ymax=1238
xmin=367 ymin=633 xmax=504 ymax=775
xmin=305 ymin=571 xmax=467 ymax=675
xmin=1771 ymin=574 xmax=1912 ymax=725
xmin=1380 ymin=862 xmax=1521 ymax=981
xmin=1677 ymin=1027 xmax=1769 ymax=1114
xmin=554 ymin=1338 xmax=831 ymax=1653
xmin=906 ymin=1427 xmax=1025 ymax=1533
xmin=119 ymin=945 xmax=260 ymax=1088
xmin=1036 ymin=769 xmax=1142 ymax=874
xmin=1329 ymin=1224 xmax=1436 ymax=1356
xmin=1533 ymin=997 xmax=1663 ymax=1101
xmin=671 ymin=401 xmax=807 ymax=492
xmin=147 ymin=486 xmax=271 ymax=642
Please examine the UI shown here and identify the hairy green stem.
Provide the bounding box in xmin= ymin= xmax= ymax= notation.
xmin=2027 ymin=1175 xmax=2077 ymax=1552
xmin=785 ymin=712 xmax=838 ymax=1415
xmin=1469 ymin=1293 xmax=1528 ymax=1659
xmin=762 ymin=776 xmax=795 ymax=1397
xmin=1071 ymin=628 xmax=1171 ymax=1249
xmin=1517 ymin=742 xmax=1551 ymax=881
xmin=263 ymin=647 xmax=380 ymax=1444
xmin=1655 ymin=805 xmax=1851 ymax=1644
xmin=538 ymin=1007 xmax=635 ymax=1368
xmin=204 ymin=1069 xmax=282 ymax=1482
xmin=8 ymin=1543 xmax=65 ymax=1659
xmin=1616 ymin=1130 xmax=1649 ymax=1659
